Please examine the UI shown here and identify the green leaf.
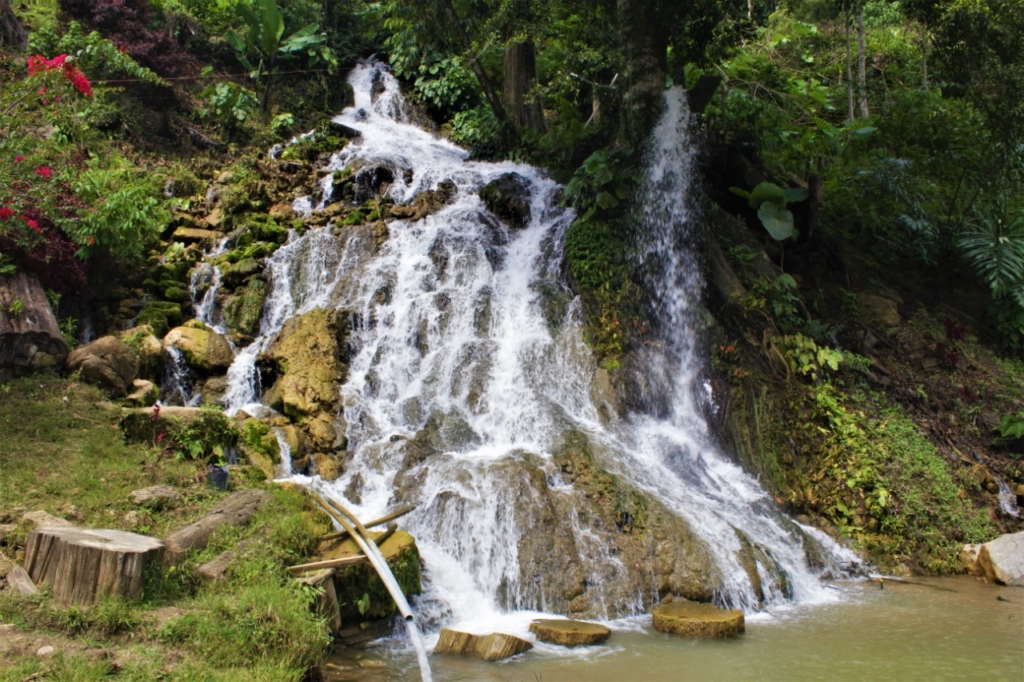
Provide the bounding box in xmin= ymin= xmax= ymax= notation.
xmin=783 ymin=187 xmax=809 ymax=203
xmin=749 ymin=182 xmax=788 ymax=209
xmin=596 ymin=192 xmax=619 ymax=209
xmin=757 ymin=202 xmax=797 ymax=241
xmin=728 ymin=186 xmax=753 ymax=201
xmin=852 ymin=126 xmax=877 ymax=137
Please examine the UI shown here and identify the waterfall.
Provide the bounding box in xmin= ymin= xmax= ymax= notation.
xmin=222 ymin=62 xmax=856 ymax=641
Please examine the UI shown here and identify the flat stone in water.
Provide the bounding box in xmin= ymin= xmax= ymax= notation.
xmin=652 ymin=601 xmax=745 ymax=638
xmin=529 ymin=619 xmax=611 ymax=646
xmin=433 ymin=628 xmax=533 ymax=661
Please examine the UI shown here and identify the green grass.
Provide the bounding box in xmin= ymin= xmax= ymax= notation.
xmin=0 ymin=375 xmax=336 ymax=678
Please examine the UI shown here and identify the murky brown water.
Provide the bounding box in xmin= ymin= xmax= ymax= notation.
xmin=355 ymin=577 xmax=1023 ymax=681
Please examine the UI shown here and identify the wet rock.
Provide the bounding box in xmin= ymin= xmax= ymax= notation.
xmin=66 ymin=336 xmax=139 ymax=398
xmin=201 ymin=375 xmax=229 ymax=405
xmin=163 ymin=323 xmax=234 ymax=372
xmin=313 ymin=452 xmax=343 ymax=481
xmin=975 ymin=531 xmax=1024 ymax=587
xmin=652 ymin=600 xmax=745 ymax=637
xmin=389 ymin=180 xmax=458 ymax=221
xmin=529 ymin=619 xmax=611 ymax=646
xmin=479 ymin=172 xmax=532 ymax=228
xmin=130 ymin=486 xmax=181 ymax=509
xmin=353 ymin=165 xmax=394 ymax=202
xmin=260 ymin=308 xmax=349 ymax=418
xmin=269 ymin=202 xmax=296 ymax=221
xmin=433 ymin=628 xmax=479 ymax=655
xmin=220 ymin=257 xmax=261 ymax=287
xmin=224 ymin=277 xmax=269 ymax=337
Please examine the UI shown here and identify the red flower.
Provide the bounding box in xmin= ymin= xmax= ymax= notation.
xmin=14 ymin=155 xmax=25 ymax=164
xmin=24 ymin=217 xmax=39 ymax=230
xmin=38 ymin=87 xmax=45 ymax=96
xmin=86 ymin=237 xmax=95 ymax=245
xmin=0 ymin=207 xmax=13 ymax=221
xmin=35 ymin=166 xmax=52 ymax=180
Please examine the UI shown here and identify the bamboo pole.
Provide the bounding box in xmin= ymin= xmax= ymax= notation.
xmin=318 ymin=505 xmax=416 ymax=543
xmin=288 ymin=555 xmax=368 ymax=575
xmin=314 ymin=495 xmax=415 ymax=621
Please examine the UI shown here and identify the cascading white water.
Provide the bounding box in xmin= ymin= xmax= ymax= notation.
xmin=222 ymin=62 xmax=857 ymax=648
xmin=189 ymin=238 xmax=229 ymax=330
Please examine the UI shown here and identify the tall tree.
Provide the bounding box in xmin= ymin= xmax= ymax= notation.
xmin=503 ymin=41 xmax=547 ymax=132
xmin=855 ymin=0 xmax=869 ymax=117
xmin=617 ymin=0 xmax=672 ymax=146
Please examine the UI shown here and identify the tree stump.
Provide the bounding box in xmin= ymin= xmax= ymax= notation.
xmin=24 ymin=527 xmax=164 ymax=605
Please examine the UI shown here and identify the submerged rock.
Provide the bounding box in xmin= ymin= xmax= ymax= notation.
xmin=652 ymin=600 xmax=745 ymax=638
xmin=529 ymin=619 xmax=611 ymax=646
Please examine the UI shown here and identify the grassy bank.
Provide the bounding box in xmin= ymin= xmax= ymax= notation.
xmin=0 ymin=374 xmax=336 ymax=680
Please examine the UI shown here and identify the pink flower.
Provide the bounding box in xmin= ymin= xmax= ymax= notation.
xmin=0 ymin=207 xmax=13 ymax=221
xmin=35 ymin=166 xmax=52 ymax=179
xmin=14 ymin=155 xmax=25 ymax=164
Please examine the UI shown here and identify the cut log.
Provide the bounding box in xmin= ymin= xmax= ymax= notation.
xmin=194 ymin=538 xmax=254 ymax=584
xmin=163 ymin=489 xmax=268 ymax=566
xmin=652 ymin=601 xmax=745 ymax=638
xmin=434 ymin=628 xmax=480 ymax=655
xmin=6 ymin=565 xmax=39 ymax=596
xmin=475 ymin=633 xmax=533 ymax=661
xmin=23 ymin=527 xmax=164 ymax=605
xmin=529 ymin=619 xmax=611 ymax=646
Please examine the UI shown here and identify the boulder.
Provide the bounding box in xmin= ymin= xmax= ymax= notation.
xmin=119 ymin=325 xmax=163 ymax=379
xmin=960 ymin=544 xmax=983 ymax=576
xmin=858 ymin=293 xmax=900 ymax=329
xmin=66 ymin=336 xmax=138 ymax=397
xmin=163 ymin=324 xmax=234 ymax=372
xmin=202 ymin=375 xmax=229 ymax=406
xmin=312 ymin=452 xmax=343 ymax=482
xmin=529 ymin=619 xmax=611 ymax=646
xmin=479 ymin=172 xmax=532 ymax=228
xmin=172 ymin=227 xmax=221 ymax=243
xmin=975 ymin=531 xmax=1024 ymax=587
xmin=125 ymin=379 xmax=159 ymax=407
xmin=223 ymin=277 xmax=268 ymax=336
xmin=0 ymin=272 xmax=68 ymax=382
xmin=651 ymin=601 xmax=745 ymax=638
xmin=130 ymin=486 xmax=181 ymax=509
xmin=260 ymin=308 xmax=348 ymax=418
xmin=389 ymin=180 xmax=457 ymax=221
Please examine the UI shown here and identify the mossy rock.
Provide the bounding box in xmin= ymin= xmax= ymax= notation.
xmin=163 ymin=325 xmax=234 ymax=372
xmin=224 ymin=277 xmax=268 ymax=337
xmin=326 ymin=530 xmax=422 ymax=623
xmin=164 ymin=286 xmax=190 ymax=303
xmin=529 ymin=619 xmax=611 ymax=646
xmin=136 ymin=302 xmax=183 ymax=338
xmin=220 ymin=257 xmax=261 ymax=287
xmin=651 ymin=601 xmax=745 ymax=638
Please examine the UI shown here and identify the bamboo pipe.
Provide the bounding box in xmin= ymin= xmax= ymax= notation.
xmin=314 ymin=495 xmax=415 ymax=621
xmin=319 ymin=505 xmax=416 ymax=543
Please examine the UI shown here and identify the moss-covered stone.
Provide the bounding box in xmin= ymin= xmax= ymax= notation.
xmin=237 ymin=418 xmax=280 ymax=479
xmin=136 ymin=301 xmax=183 ymax=338
xmin=224 ymin=277 xmax=268 ymax=336
xmin=163 ymin=324 xmax=234 ymax=372
xmin=164 ymin=286 xmax=190 ymax=303
xmin=259 ymin=308 xmax=349 ymax=419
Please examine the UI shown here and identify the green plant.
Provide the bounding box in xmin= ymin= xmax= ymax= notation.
xmin=200 ymin=81 xmax=259 ymax=130
xmin=59 ymin=317 xmax=78 ymax=349
xmin=28 ymin=21 xmax=167 ymax=87
xmin=5 ymin=297 xmax=24 ymax=317
xmin=729 ymin=181 xmax=807 ymax=241
xmin=227 ymin=0 xmax=329 ymax=111
xmin=994 ymin=411 xmax=1024 ymax=449
xmin=781 ymin=332 xmax=844 ymax=380
xmin=270 ymin=112 xmax=295 ymax=137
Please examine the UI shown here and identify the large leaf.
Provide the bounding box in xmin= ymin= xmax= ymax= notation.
xmin=784 ymin=187 xmax=808 ymax=203
xmin=758 ymin=202 xmax=797 ymax=241
xmin=749 ymin=182 xmax=788 ymax=209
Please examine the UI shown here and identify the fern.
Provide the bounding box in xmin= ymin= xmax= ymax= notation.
xmin=958 ymin=201 xmax=1024 ymax=299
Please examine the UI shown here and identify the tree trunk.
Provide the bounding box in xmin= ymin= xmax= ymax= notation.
xmin=617 ymin=0 xmax=671 ymax=147
xmin=163 ymin=488 xmax=268 ymax=566
xmin=921 ymin=26 xmax=929 ymax=88
xmin=856 ymin=0 xmax=869 ymax=117
xmin=24 ymin=527 xmax=164 ymax=605
xmin=438 ymin=0 xmax=516 ymax=144
xmin=502 ymin=41 xmax=547 ymax=134
xmin=845 ymin=9 xmax=855 ymax=121
xmin=0 ymin=272 xmax=68 ymax=384
xmin=0 ymin=0 xmax=26 ymax=49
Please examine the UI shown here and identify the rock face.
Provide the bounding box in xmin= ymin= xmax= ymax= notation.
xmin=66 ymin=336 xmax=138 ymax=397
xmin=975 ymin=532 xmax=1024 ymax=587
xmin=529 ymin=619 xmax=611 ymax=646
xmin=479 ymin=172 xmax=532 ymax=228
xmin=389 ymin=180 xmax=457 ymax=221
xmin=260 ymin=308 xmax=349 ymax=418
xmin=0 ymin=272 xmax=68 ymax=383
xmin=433 ymin=628 xmax=533 ymax=661
xmin=652 ymin=601 xmax=745 ymax=638
xmin=163 ymin=322 xmax=234 ymax=372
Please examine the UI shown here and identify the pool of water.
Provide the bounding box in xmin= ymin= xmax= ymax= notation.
xmin=357 ymin=578 xmax=1023 ymax=681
